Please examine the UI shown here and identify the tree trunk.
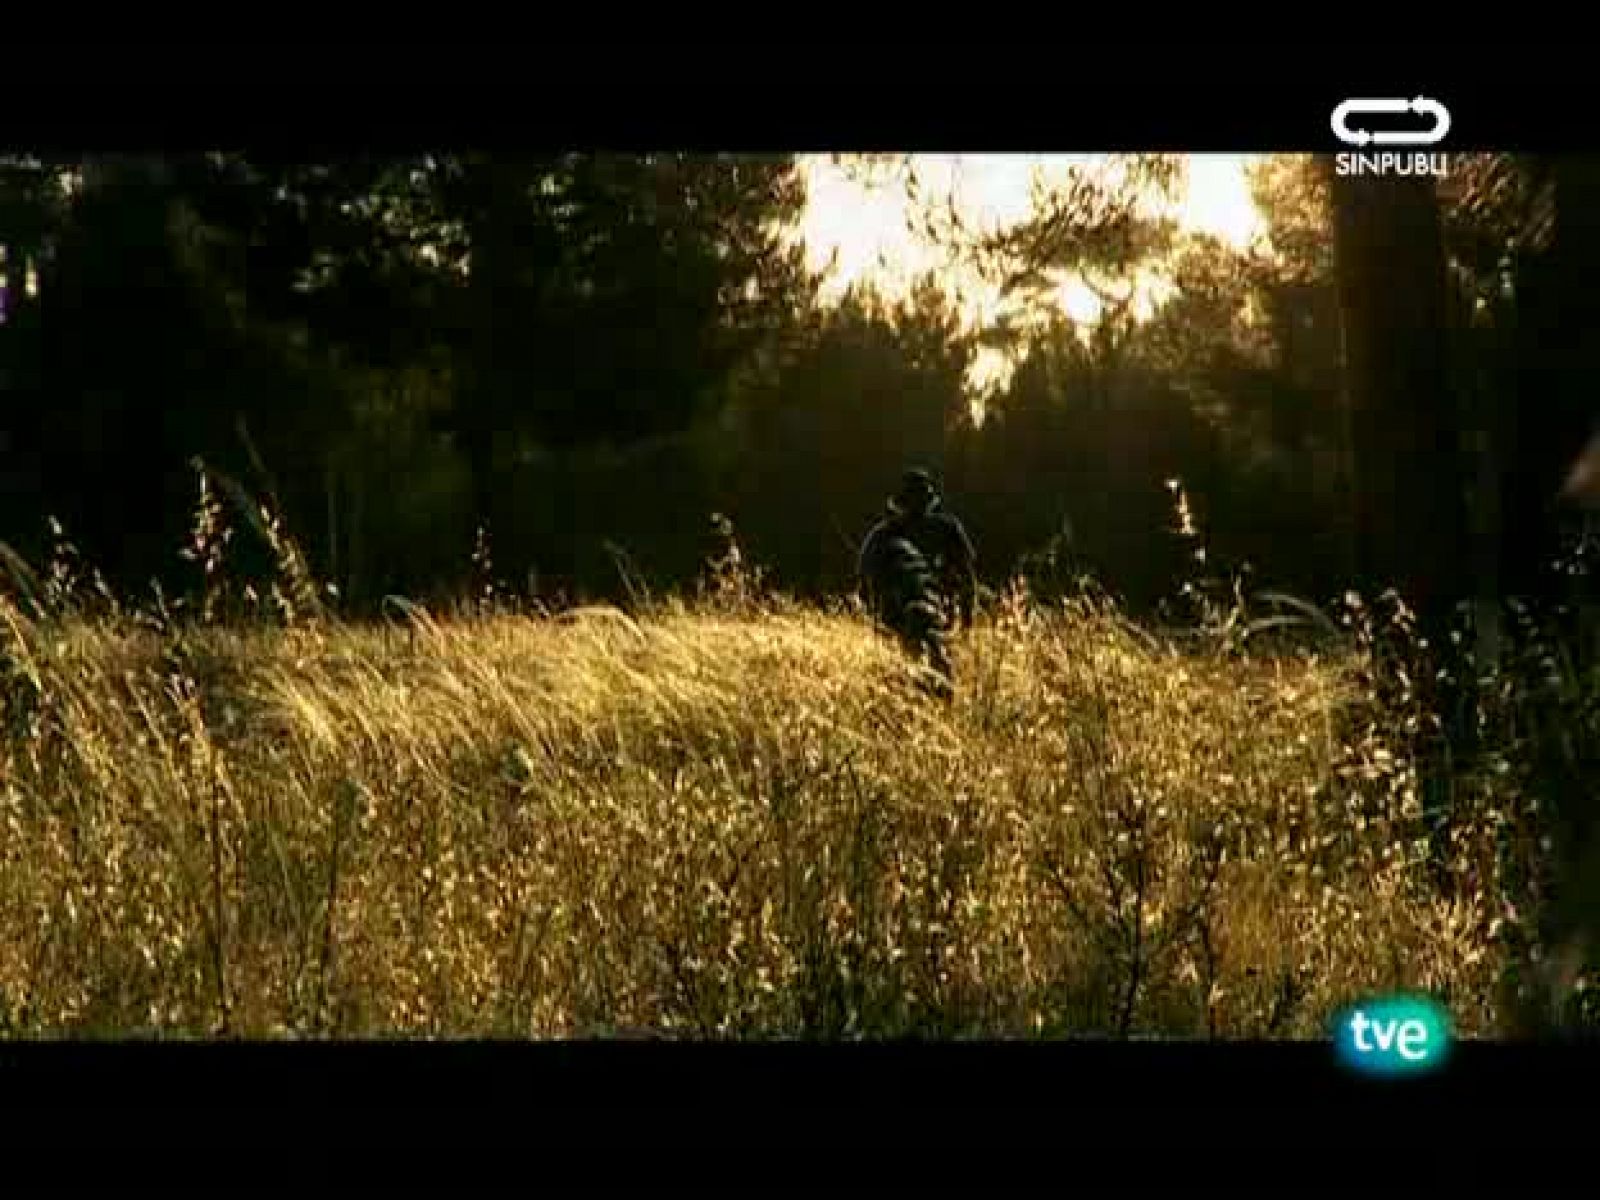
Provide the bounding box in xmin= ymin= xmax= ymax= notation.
xmin=1329 ymin=165 xmax=1471 ymax=869
xmin=347 ymin=466 xmax=364 ymax=610
xmin=1470 ymin=415 xmax=1504 ymax=673
xmin=1329 ymin=168 xmax=1469 ymax=639
xmin=1504 ymin=156 xmax=1600 ymax=609
xmin=462 ymin=156 xmax=520 ymax=543
xmin=1459 ymin=255 xmax=1511 ymax=677
xmin=1 ymin=243 xmax=19 ymax=322
xmin=1511 ymin=159 xmax=1600 ymax=1032
xmin=325 ymin=457 xmax=340 ymax=602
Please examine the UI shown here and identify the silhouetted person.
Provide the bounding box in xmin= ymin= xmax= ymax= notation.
xmin=701 ymin=511 xmax=746 ymax=603
xmin=858 ymin=468 xmax=977 ymax=692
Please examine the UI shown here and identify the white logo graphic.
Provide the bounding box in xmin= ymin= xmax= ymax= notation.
xmin=1331 ymin=97 xmax=1451 ymax=147
xmin=1332 ymin=97 xmax=1451 ymax=177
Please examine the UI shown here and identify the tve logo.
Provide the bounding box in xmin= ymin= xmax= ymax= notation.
xmin=1332 ymin=994 xmax=1452 ymax=1077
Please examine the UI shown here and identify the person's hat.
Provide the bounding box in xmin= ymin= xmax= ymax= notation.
xmin=889 ymin=467 xmax=939 ymax=514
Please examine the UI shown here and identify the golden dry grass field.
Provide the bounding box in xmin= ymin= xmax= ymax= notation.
xmin=0 ymin=579 xmax=1545 ymax=1040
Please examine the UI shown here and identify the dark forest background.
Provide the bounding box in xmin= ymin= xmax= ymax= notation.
xmin=1 ymin=152 xmax=1596 ymax=649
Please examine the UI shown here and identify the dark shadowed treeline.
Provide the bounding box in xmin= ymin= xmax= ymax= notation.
xmin=0 ymin=152 xmax=1594 ymax=627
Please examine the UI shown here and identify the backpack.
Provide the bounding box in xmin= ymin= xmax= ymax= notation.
xmin=874 ymin=535 xmax=947 ymax=635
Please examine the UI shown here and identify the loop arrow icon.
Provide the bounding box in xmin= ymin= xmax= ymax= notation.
xmin=1332 ymin=97 xmax=1450 ymax=147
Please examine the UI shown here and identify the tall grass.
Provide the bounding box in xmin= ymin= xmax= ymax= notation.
xmin=0 ymin=468 xmax=1584 ymax=1038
